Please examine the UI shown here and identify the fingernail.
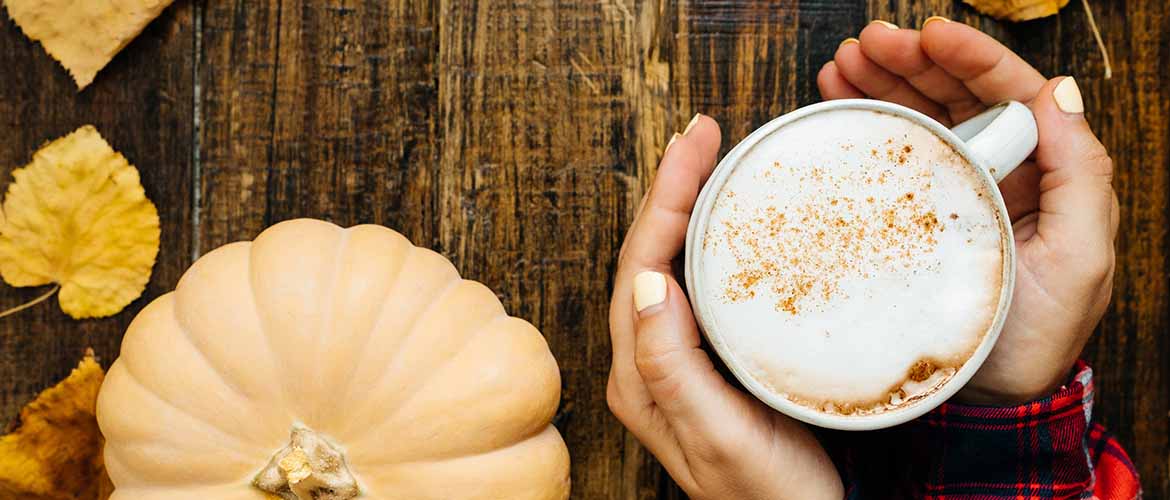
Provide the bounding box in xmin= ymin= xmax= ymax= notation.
xmin=871 ymin=20 xmax=899 ymax=30
xmin=1054 ymin=77 xmax=1084 ymax=114
xmin=923 ymin=15 xmax=951 ymax=27
xmin=683 ymin=113 xmax=703 ymax=135
xmin=839 ymin=37 xmax=859 ymax=48
xmin=664 ymin=132 xmax=681 ymax=154
xmin=633 ymin=271 xmax=667 ymax=312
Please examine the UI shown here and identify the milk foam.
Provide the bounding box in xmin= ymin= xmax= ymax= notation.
xmin=700 ymin=109 xmax=1005 ymax=415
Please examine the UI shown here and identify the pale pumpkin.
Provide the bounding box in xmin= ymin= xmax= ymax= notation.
xmin=95 ymin=219 xmax=570 ymax=500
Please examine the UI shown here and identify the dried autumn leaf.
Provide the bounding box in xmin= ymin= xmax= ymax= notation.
xmin=3 ymin=0 xmax=176 ymax=89
xmin=963 ymin=0 xmax=1113 ymax=79
xmin=963 ymin=0 xmax=1070 ymax=21
xmin=0 ymin=351 xmax=111 ymax=500
xmin=0 ymin=125 xmax=160 ymax=319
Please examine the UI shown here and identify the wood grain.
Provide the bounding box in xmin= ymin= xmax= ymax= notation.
xmin=434 ymin=1 xmax=674 ymax=496
xmin=1067 ymin=1 xmax=1169 ymax=494
xmin=0 ymin=0 xmax=1166 ymax=498
xmin=199 ymin=0 xmax=439 ymax=248
xmin=0 ymin=3 xmax=193 ymax=419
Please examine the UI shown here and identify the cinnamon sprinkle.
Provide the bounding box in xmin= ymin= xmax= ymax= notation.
xmin=714 ymin=140 xmax=945 ymax=314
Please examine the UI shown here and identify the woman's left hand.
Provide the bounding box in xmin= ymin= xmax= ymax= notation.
xmin=606 ymin=116 xmax=843 ymax=500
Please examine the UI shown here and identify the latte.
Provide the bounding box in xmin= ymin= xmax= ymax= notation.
xmin=695 ymin=108 xmax=1007 ymax=416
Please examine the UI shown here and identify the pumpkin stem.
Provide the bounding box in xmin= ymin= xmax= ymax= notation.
xmin=254 ymin=425 xmax=361 ymax=500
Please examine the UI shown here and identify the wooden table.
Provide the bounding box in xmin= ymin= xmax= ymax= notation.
xmin=1 ymin=1 xmax=1165 ymax=498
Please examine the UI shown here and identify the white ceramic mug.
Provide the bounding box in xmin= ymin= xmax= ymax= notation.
xmin=684 ymin=99 xmax=1038 ymax=430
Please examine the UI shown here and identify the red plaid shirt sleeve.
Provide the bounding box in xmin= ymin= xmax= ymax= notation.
xmin=831 ymin=361 xmax=1141 ymax=500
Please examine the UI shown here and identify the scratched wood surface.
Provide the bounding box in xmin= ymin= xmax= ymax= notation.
xmin=0 ymin=1 xmax=1165 ymax=498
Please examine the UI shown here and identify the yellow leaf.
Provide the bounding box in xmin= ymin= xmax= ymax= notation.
xmin=3 ymin=0 xmax=176 ymax=89
xmin=0 ymin=125 xmax=160 ymax=319
xmin=0 ymin=351 xmax=111 ymax=500
xmin=963 ymin=0 xmax=1070 ymax=21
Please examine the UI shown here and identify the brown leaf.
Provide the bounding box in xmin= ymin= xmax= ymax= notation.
xmin=963 ymin=0 xmax=1070 ymax=21
xmin=0 ymin=350 xmax=110 ymax=500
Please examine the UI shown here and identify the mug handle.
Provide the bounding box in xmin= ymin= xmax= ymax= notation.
xmin=950 ymin=101 xmax=1038 ymax=183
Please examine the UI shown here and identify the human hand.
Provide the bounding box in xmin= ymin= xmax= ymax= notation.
xmin=606 ymin=116 xmax=843 ymax=500
xmin=818 ymin=18 xmax=1118 ymax=405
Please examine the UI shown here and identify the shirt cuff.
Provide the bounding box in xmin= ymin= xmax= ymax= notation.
xmin=837 ymin=360 xmax=1099 ymax=500
xmin=911 ymin=360 xmax=1096 ymax=497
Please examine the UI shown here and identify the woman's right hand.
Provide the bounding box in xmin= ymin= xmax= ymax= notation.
xmin=606 ymin=116 xmax=843 ymax=500
xmin=818 ymin=18 xmax=1118 ymax=406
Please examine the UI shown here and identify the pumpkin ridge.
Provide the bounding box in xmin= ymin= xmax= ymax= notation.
xmin=101 ymin=442 xmax=135 ymax=488
xmin=361 ymin=423 xmax=561 ymax=467
xmin=351 ymin=426 xmax=570 ymax=498
xmin=357 ymin=310 xmax=511 ymax=442
xmin=304 ymin=227 xmax=352 ymax=426
xmin=117 ymin=296 xmax=271 ymax=452
xmin=105 ymin=361 xmax=259 ymax=461
xmin=324 ymin=228 xmax=412 ymax=429
xmin=169 ymin=241 xmax=291 ymax=442
xmin=333 ymin=272 xmax=464 ymax=440
xmin=351 ymin=317 xmax=560 ymax=466
xmin=103 ymin=437 xmax=256 ymax=491
xmin=166 ymin=286 xmax=279 ymax=445
xmin=246 ymin=229 xmax=327 ymax=422
xmin=104 ymin=479 xmax=268 ymax=500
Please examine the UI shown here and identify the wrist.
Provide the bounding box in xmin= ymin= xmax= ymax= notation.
xmin=952 ymin=360 xmax=1089 ymax=407
xmin=955 ymin=379 xmax=1063 ymax=406
xmin=955 ymin=361 xmax=1077 ymax=406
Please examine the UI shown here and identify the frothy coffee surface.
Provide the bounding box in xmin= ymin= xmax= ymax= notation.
xmin=700 ymin=109 xmax=1005 ymax=415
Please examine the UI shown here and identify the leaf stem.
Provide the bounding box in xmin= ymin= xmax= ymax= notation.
xmin=1081 ymin=0 xmax=1112 ymax=80
xmin=0 ymin=285 xmax=60 ymax=318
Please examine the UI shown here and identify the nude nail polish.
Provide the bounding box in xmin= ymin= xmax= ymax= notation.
xmin=633 ymin=271 xmax=667 ymax=312
xmin=684 ymin=113 xmax=702 ymax=135
xmin=664 ymin=133 xmax=681 ymax=154
xmin=923 ymin=16 xmax=952 ymax=27
xmin=1054 ymin=77 xmax=1085 ymax=114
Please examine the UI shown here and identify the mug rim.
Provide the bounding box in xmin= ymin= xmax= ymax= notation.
xmin=683 ymin=98 xmax=1018 ymax=431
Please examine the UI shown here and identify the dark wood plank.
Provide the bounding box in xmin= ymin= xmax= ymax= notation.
xmin=1058 ymin=2 xmax=1169 ymax=497
xmin=679 ymin=0 xmax=803 ymax=153
xmin=436 ymin=1 xmax=673 ymax=498
xmin=197 ymin=0 xmax=282 ymax=250
xmin=199 ymin=0 xmax=438 ymax=248
xmin=201 ymin=0 xmax=439 ymax=249
xmin=0 ymin=4 xmax=193 ymax=422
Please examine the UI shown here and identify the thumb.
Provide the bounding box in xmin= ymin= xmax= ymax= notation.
xmin=1029 ymin=76 xmax=1117 ymax=251
xmin=631 ymin=271 xmax=758 ymax=440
